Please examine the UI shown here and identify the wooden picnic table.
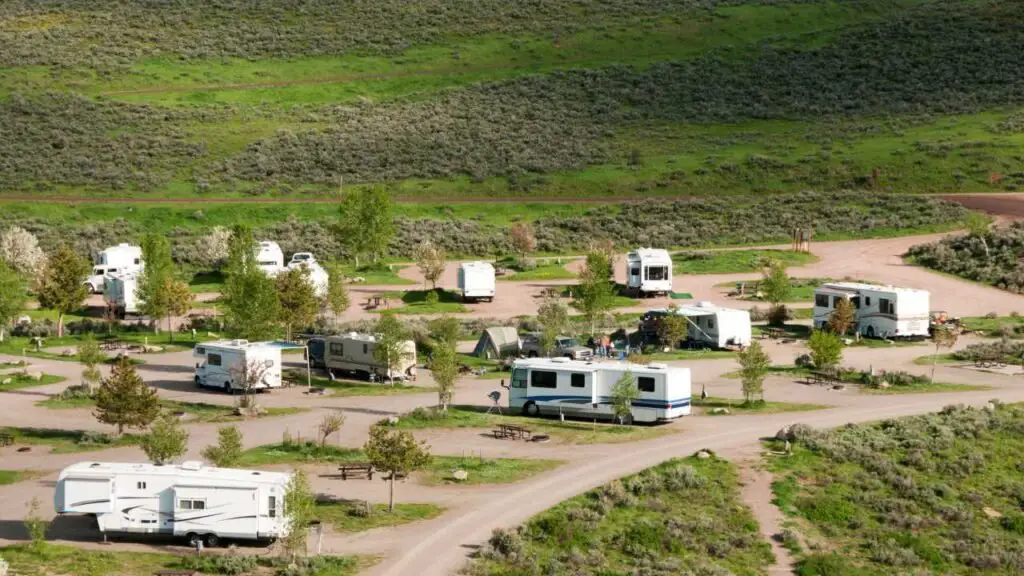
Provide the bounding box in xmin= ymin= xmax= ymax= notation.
xmin=0 ymin=433 xmax=12 ymax=446
xmin=338 ymin=462 xmax=374 ymax=480
xmin=101 ymin=338 xmax=125 ymax=351
xmin=493 ymin=423 xmax=532 ymax=440
xmin=761 ymin=327 xmax=783 ymax=340
xmin=807 ymin=371 xmax=842 ymax=386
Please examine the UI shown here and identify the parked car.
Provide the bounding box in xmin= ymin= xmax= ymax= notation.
xmin=520 ymin=334 xmax=593 ymax=360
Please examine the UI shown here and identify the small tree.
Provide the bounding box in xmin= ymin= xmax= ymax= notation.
xmin=428 ymin=315 xmax=460 ymax=347
xmin=223 ymin=225 xmax=281 ymax=340
xmin=230 ymin=357 xmax=271 ymax=412
xmin=337 ymin=187 xmax=395 ymax=265
xmin=808 ymin=329 xmax=843 ymax=372
xmin=828 ymin=297 xmax=856 ymax=336
xmin=657 ymin=305 xmax=689 ymax=350
xmin=94 ymin=356 xmax=159 ymax=435
xmin=36 ymin=245 xmax=90 ymax=337
xmin=138 ymin=234 xmax=175 ymax=325
xmin=760 ymin=259 xmax=791 ymax=327
xmin=161 ymin=277 xmax=195 ymax=343
xmin=281 ymin=469 xmax=315 ymax=560
xmin=930 ymin=326 xmax=959 ymax=383
xmin=964 ymin=211 xmax=990 ymax=259
xmin=141 ymin=411 xmax=189 ymax=465
xmin=415 ymin=240 xmax=446 ymax=290
xmin=196 ymin=226 xmax=231 ymax=270
xmin=575 ymin=251 xmax=616 ymax=335
xmin=737 ymin=341 xmax=771 ymax=404
xmin=0 ymin=226 xmax=46 ymax=283
xmin=317 ymin=413 xmax=345 ymax=447
xmin=276 ymin=266 xmax=318 ymax=341
xmin=364 ymin=425 xmax=431 ymax=512
xmin=77 ymin=334 xmax=105 ymax=394
xmin=610 ymin=371 xmax=639 ymax=425
xmin=0 ymin=260 xmax=26 ymax=342
xmin=537 ymin=295 xmax=569 ymax=357
xmin=431 ymin=337 xmax=458 ymax=412
xmin=201 ymin=425 xmax=244 ymax=468
xmin=508 ymin=222 xmax=536 ymax=264
xmin=323 ymin=262 xmax=350 ymax=319
xmin=24 ymin=497 xmax=46 ymax=549
xmin=373 ymin=312 xmax=412 ymax=385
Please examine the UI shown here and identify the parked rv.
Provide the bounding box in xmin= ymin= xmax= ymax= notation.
xmin=323 ymin=333 xmax=417 ymax=381
xmin=626 ymin=248 xmax=673 ymax=296
xmin=640 ymin=302 xmax=752 ymax=349
xmin=255 ymin=241 xmax=284 ymax=277
xmin=813 ymin=282 xmax=931 ymax=338
xmin=507 ymin=358 xmax=691 ymax=423
xmin=287 ymin=259 xmax=329 ymax=298
xmin=458 ymin=261 xmax=496 ymax=302
xmin=520 ymin=334 xmax=593 ymax=360
xmin=54 ymin=460 xmax=290 ymax=546
xmin=193 ymin=340 xmax=283 ymax=393
xmin=288 ymin=252 xmax=316 ymax=266
xmin=103 ymin=271 xmax=139 ymax=318
xmin=86 ymin=243 xmax=144 ymax=293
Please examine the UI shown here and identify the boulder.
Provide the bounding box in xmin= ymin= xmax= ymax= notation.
xmin=351 ymin=277 xmax=366 ymax=284
xmin=24 ymin=371 xmax=42 ymax=381
xmin=386 ymin=416 xmax=400 ymax=426
xmin=984 ymin=402 xmax=996 ymax=412
xmin=452 ymin=470 xmax=469 ymax=482
xmin=983 ymin=506 xmax=1003 ymax=519
xmin=878 ymin=381 xmax=890 ymax=389
xmin=708 ymin=407 xmax=730 ymax=415
xmin=0 ymin=378 xmax=10 ymax=386
xmin=61 ymin=349 xmax=75 ymax=357
xmin=696 ymin=450 xmax=712 ymax=460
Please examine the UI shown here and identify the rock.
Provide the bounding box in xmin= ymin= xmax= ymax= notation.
xmin=16 ymin=315 xmax=31 ymax=325
xmin=24 ymin=371 xmax=42 ymax=381
xmin=878 ymin=381 xmax=890 ymax=389
xmin=708 ymin=407 xmax=730 ymax=415
xmin=350 ymin=276 xmax=366 ymax=284
xmin=142 ymin=345 xmax=164 ymax=353
xmin=696 ymin=450 xmax=712 ymax=460
xmin=984 ymin=402 xmax=996 ymax=412
xmin=61 ymin=348 xmax=75 ymax=357
xmin=452 ymin=470 xmax=469 ymax=482
xmin=387 ymin=416 xmax=400 ymax=426
xmin=984 ymin=506 xmax=1003 ymax=519
xmin=831 ymin=384 xmax=845 ymax=391
xmin=1 ymin=378 xmax=10 ymax=386
xmin=843 ymin=338 xmax=854 ymax=345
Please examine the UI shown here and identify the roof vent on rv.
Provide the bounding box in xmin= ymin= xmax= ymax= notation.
xmin=230 ymin=339 xmax=248 ymax=346
xmin=89 ymin=462 xmax=101 ymax=468
xmin=647 ymin=363 xmax=668 ymax=369
xmin=181 ymin=461 xmax=203 ymax=471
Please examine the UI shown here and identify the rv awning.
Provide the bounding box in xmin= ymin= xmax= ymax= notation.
xmin=264 ymin=340 xmax=308 ymax=350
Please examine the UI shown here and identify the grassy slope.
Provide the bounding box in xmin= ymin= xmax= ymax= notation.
xmin=0 ymin=427 xmax=142 ymax=454
xmin=767 ymin=404 xmax=1024 ymax=575
xmin=315 ymin=501 xmax=445 ymax=533
xmin=673 ymin=249 xmax=818 ymax=274
xmin=36 ymin=397 xmax=304 ymax=422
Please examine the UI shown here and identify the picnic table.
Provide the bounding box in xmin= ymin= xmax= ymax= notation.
xmin=0 ymin=432 xmax=12 ymax=446
xmin=492 ymin=423 xmax=532 ymax=440
xmin=761 ymin=327 xmax=783 ymax=340
xmin=338 ymin=462 xmax=374 ymax=480
xmin=807 ymin=371 xmax=842 ymax=386
xmin=101 ymin=338 xmax=125 ymax=351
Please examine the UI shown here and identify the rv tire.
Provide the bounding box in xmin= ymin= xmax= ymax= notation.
xmin=223 ymin=382 xmax=233 ymax=395
xmin=194 ymin=376 xmax=201 ymax=388
xmin=527 ymin=351 xmax=538 ymax=358
xmin=523 ymin=402 xmax=540 ymax=417
xmin=866 ymin=326 xmax=876 ymax=339
xmin=186 ymin=532 xmax=201 ymax=547
xmin=205 ymin=534 xmax=220 ymax=547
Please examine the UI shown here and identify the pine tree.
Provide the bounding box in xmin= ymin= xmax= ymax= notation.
xmin=141 ymin=412 xmax=189 ymax=465
xmin=94 ymin=357 xmax=159 ymax=435
xmin=36 ymin=245 xmax=90 ymax=337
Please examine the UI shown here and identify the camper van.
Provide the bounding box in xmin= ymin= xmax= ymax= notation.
xmin=458 ymin=261 xmax=496 ymax=302
xmin=626 ymin=249 xmax=673 ymax=296
xmin=640 ymin=303 xmax=752 ymax=349
xmin=507 ymin=358 xmax=691 ymax=423
xmin=86 ymin=243 xmax=144 ymax=293
xmin=54 ymin=460 xmax=290 ymax=546
xmin=193 ymin=340 xmax=283 ymax=393
xmin=323 ymin=333 xmax=417 ymax=381
xmin=103 ymin=271 xmax=139 ymax=318
xmin=254 ymin=241 xmax=284 ymax=277
xmin=813 ymin=282 xmax=931 ymax=338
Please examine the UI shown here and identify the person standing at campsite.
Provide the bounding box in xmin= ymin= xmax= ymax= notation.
xmin=601 ymin=334 xmax=611 ymax=358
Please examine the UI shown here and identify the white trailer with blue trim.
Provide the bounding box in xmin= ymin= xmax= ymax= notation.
xmin=507 ymin=358 xmax=691 ymax=423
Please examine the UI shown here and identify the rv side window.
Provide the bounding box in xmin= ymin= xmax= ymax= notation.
xmin=264 ymin=359 xmax=274 ymax=368
xmin=647 ymin=266 xmax=668 ymax=281
xmin=630 ymin=267 xmax=640 ymax=276
xmin=851 ymin=296 xmax=860 ymax=309
xmin=707 ymin=319 xmax=715 ymax=329
xmin=570 ymin=373 xmax=585 ymax=388
xmin=269 ymin=496 xmax=277 ymax=518
xmin=638 ymin=376 xmax=655 ymax=393
xmin=329 ymin=343 xmax=343 ymax=356
xmin=879 ymin=298 xmax=894 ymax=314
xmin=511 ymin=368 xmax=527 ymax=388
xmin=195 ymin=347 xmax=205 ymax=355
xmin=814 ymin=294 xmax=829 ymax=307
xmin=108 ymin=268 xmax=118 ymax=274
xmin=208 ymin=354 xmax=222 ymax=367
xmin=865 ymin=297 xmax=871 ymax=306
xmin=136 ymin=481 xmax=146 ymax=489
xmin=134 ymin=258 xmax=141 ymax=265
xmin=531 ymin=370 xmax=557 ymax=389
xmin=363 ymin=344 xmax=368 ymax=355
xmin=178 ymin=499 xmax=206 ymax=510
xmin=832 ymin=296 xmax=843 ymax=308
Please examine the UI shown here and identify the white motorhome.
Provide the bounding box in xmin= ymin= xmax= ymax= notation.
xmin=287 ymin=260 xmax=329 ymax=298
xmin=103 ymin=271 xmax=139 ymax=318
xmin=193 ymin=340 xmax=283 ymax=393
xmin=507 ymin=358 xmax=691 ymax=423
xmin=86 ymin=243 xmax=144 ymax=293
xmin=626 ymin=248 xmax=673 ymax=296
xmin=54 ymin=460 xmax=290 ymax=547
xmin=641 ymin=302 xmax=752 ymax=349
xmin=254 ymin=241 xmax=284 ymax=277
xmin=458 ymin=261 xmax=496 ymax=302
xmin=813 ymin=282 xmax=931 ymax=338
xmin=323 ymin=332 xmax=417 ymax=381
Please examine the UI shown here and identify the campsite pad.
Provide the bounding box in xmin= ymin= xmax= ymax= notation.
xmin=671 ymin=292 xmax=694 ymax=300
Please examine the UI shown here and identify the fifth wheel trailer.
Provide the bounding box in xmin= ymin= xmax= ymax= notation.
xmin=322 ymin=332 xmax=418 ymax=381
xmin=812 ymin=282 xmax=930 ymax=338
xmin=54 ymin=460 xmax=290 ymax=546
xmin=626 ymin=248 xmax=673 ymax=296
xmin=639 ymin=302 xmax=752 ymax=349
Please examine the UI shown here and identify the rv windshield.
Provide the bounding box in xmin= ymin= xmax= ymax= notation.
xmin=93 ymin=267 xmax=104 ymax=275
xmin=558 ymin=338 xmax=579 ymax=348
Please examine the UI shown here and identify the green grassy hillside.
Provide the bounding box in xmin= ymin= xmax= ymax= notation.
xmin=1 ymin=0 xmax=1024 ymax=199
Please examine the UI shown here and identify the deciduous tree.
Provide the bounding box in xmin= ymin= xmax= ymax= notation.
xmin=657 ymin=304 xmax=689 ymax=350
xmin=141 ymin=411 xmax=189 ymax=465
xmin=364 ymin=425 xmax=431 ymax=512
xmin=94 ymin=356 xmax=159 ymax=435
xmin=336 ymin=187 xmax=395 ymax=266
xmin=415 ymin=240 xmax=446 ymax=290
xmin=0 ymin=226 xmax=46 ymax=283
xmin=575 ymin=251 xmax=615 ymax=335
xmin=282 ymin=469 xmax=315 ymax=560
xmin=223 ymin=226 xmax=281 ymax=340
xmin=276 ymin=266 xmax=318 ymax=341
xmin=317 ymin=413 xmax=345 ymax=447
xmin=431 ymin=337 xmax=458 ymax=412
xmin=930 ymin=326 xmax=959 ymax=383
xmin=964 ymin=212 xmax=991 ymax=259
xmin=537 ymin=295 xmax=568 ymax=357
xmin=508 ymin=222 xmax=536 ymax=264
xmin=828 ymin=297 xmax=856 ymax=336
xmin=138 ymin=234 xmax=174 ymax=323
xmin=201 ymin=425 xmax=244 ymax=468
xmin=610 ymin=371 xmax=639 ymax=425
xmin=162 ymin=277 xmax=195 ymax=343
xmin=77 ymin=334 xmax=105 ymax=394
xmin=36 ymin=245 xmax=90 ymax=337
xmin=0 ymin=260 xmax=25 ymax=342
xmin=196 ymin=226 xmax=231 ymax=270
xmin=808 ymin=329 xmax=843 ymax=372
xmin=323 ymin=262 xmax=350 ymax=319
xmin=373 ymin=312 xmax=413 ymax=385
xmin=760 ymin=259 xmax=792 ymax=327
xmin=428 ymin=315 xmax=460 ymax=348
xmin=737 ymin=341 xmax=771 ymax=404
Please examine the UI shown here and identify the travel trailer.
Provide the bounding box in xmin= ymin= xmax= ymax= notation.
xmin=254 ymin=241 xmax=284 ymax=277
xmin=54 ymin=460 xmax=290 ymax=546
xmin=458 ymin=261 xmax=496 ymax=302
xmin=103 ymin=271 xmax=139 ymax=318
xmin=640 ymin=302 xmax=752 ymax=349
xmin=813 ymin=282 xmax=931 ymax=338
xmin=287 ymin=260 xmax=329 ymax=298
xmin=86 ymin=243 xmax=144 ymax=293
xmin=626 ymin=248 xmax=673 ymax=296
xmin=323 ymin=332 xmax=417 ymax=381
xmin=507 ymin=358 xmax=691 ymax=423
xmin=193 ymin=340 xmax=283 ymax=393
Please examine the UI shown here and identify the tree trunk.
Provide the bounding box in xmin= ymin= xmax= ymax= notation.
xmin=117 ymin=423 xmax=123 ymax=436
xmin=388 ymin=477 xmax=395 ymax=512
xmin=0 ymin=326 xmax=4 ymax=342
xmin=981 ymin=237 xmax=990 ymax=260
xmin=57 ymin=312 xmax=65 ymax=337
xmin=931 ymin=344 xmax=940 ymax=383
xmin=167 ymin=316 xmax=174 ymax=344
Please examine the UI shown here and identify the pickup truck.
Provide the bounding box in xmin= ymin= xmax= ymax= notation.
xmin=520 ymin=334 xmax=593 ymax=360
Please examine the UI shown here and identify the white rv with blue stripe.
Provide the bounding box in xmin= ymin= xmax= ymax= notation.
xmin=507 ymin=358 xmax=691 ymax=423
